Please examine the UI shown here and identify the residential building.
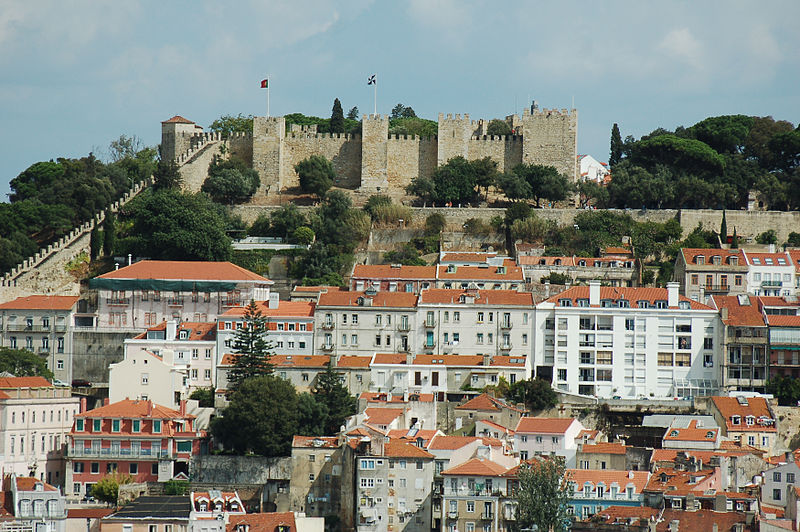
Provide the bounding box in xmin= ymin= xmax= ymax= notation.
xmin=4 ymin=474 xmax=68 ymax=532
xmin=533 ymin=282 xmax=721 ymax=399
xmin=517 ymin=255 xmax=640 ymax=287
xmin=227 ymin=512 xmax=325 ymax=532
xmin=440 ymin=458 xmax=512 ymax=532
xmin=567 ymin=469 xmax=650 ymax=520
xmin=578 ymin=154 xmax=610 ymax=184
xmin=216 ymin=299 xmax=315 ymax=361
xmin=417 ymin=289 xmax=534 ymax=360
xmin=0 ymin=296 xmax=78 ymax=384
xmin=434 ymin=261 xmax=524 ymax=291
xmin=189 ymin=490 xmax=245 ymax=530
xmin=513 ymin=417 xmax=585 ymax=467
xmin=661 ymin=419 xmax=721 ymax=450
xmin=743 ymin=250 xmax=796 ymax=297
xmin=454 ymin=394 xmax=526 ymax=438
xmin=272 ymin=355 xmax=332 ymax=393
xmin=113 ymin=321 xmax=217 ymax=406
xmin=315 ymin=290 xmax=418 ymax=357
xmin=350 ymin=265 xmax=436 ymax=294
xmin=66 ymin=399 xmax=204 ymax=497
xmin=708 ymin=395 xmax=777 ymax=452
xmin=336 ymin=356 xmax=372 ymax=398
xmin=357 ymin=390 xmax=438 ymax=433
xmin=0 ymin=377 xmax=80 ymax=486
xmin=285 ymin=436 xmax=342 ymax=519
xmin=673 ymin=248 xmax=747 ymax=300
xmin=66 ymin=509 xmax=113 ymax=532
xmin=574 ymin=507 xmax=754 ymax=532
xmin=100 ymin=495 xmax=190 ymax=532
xmin=710 ymin=295 xmax=769 ymax=392
xmin=766 ymin=313 xmax=800 ymax=379
xmin=761 ymin=456 xmax=800 ymax=509
xmin=90 ymin=260 xmax=272 ymax=330
xmin=575 ymin=443 xmax=629 ymax=471
xmin=439 ymin=252 xmax=506 ymax=267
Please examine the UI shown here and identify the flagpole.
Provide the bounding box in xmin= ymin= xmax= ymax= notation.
xmin=373 ymin=74 xmax=377 ymax=116
xmin=267 ymin=76 xmax=270 ymax=118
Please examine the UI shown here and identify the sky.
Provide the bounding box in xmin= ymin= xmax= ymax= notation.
xmin=1 ymin=0 xmax=798 ymax=200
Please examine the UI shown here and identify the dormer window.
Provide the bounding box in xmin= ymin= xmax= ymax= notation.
xmin=731 ymin=415 xmax=741 ymax=425
xmin=778 ymin=258 xmax=787 ymax=265
xmin=618 ymin=299 xmax=630 ymax=308
xmin=752 ymin=258 xmax=761 ymax=265
xmin=539 ymin=259 xmax=546 ymax=265
xmin=712 ymin=256 xmax=721 ymax=265
xmin=199 ymin=502 xmax=207 ymax=511
xmin=678 ymin=301 xmax=690 ymax=310
xmin=577 ymin=299 xmax=590 ymax=307
xmin=112 ymin=419 xmax=121 ymax=432
xmin=179 ymin=330 xmax=188 ymax=340
xmin=554 ymin=259 xmax=562 ymax=266
xmin=706 ymin=431 xmax=715 ymax=439
xmin=670 ymin=430 xmax=679 ymax=437
xmin=728 ymin=256 xmax=738 ymax=265
xmin=447 ymin=265 xmax=456 ymax=273
xmin=558 ymin=299 xmax=572 ymax=307
xmin=765 ymin=258 xmax=774 ymax=265
xmin=655 ymin=300 xmax=668 ymax=309
xmin=76 ymin=419 xmax=84 ymax=431
xmin=637 ymin=300 xmax=649 ymax=309
xmin=745 ymin=416 xmax=754 ymax=426
xmin=578 ymin=260 xmax=586 ymax=267
xmin=696 ymin=256 xmax=705 ymax=265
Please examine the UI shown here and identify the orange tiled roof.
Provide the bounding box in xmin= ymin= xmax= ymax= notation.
xmin=580 ymin=442 xmax=628 ymax=455
xmin=759 ymin=296 xmax=799 ymax=307
xmin=76 ymin=398 xmax=191 ymax=420
xmin=441 ymin=457 xmax=509 ymax=477
xmin=456 ymin=393 xmax=525 ymax=414
xmin=568 ymin=469 xmax=650 ymax=491
xmin=0 ymin=295 xmax=79 ymax=310
xmin=412 ymin=354 xmax=485 ymax=366
xmin=476 ymin=419 xmax=514 ymax=435
xmin=710 ymin=295 xmax=767 ymax=327
xmin=663 ymin=420 xmax=719 ymax=442
xmin=360 ymin=391 xmax=435 ymax=403
xmin=419 ymin=289 xmax=533 ymax=305
xmin=711 ymin=396 xmax=776 ymax=432
xmin=436 ymin=264 xmax=524 ymax=281
xmin=651 ymin=449 xmax=753 ymax=464
xmin=292 ymin=436 xmax=339 ymax=448
xmin=589 ymin=505 xmax=658 ymax=523
xmin=272 ymin=355 xmax=330 ymax=368
xmin=644 ymin=467 xmax=717 ymax=495
xmin=427 ymin=435 xmax=483 ymax=450
xmin=219 ymin=353 xmax=237 ymax=366
xmin=162 ymin=115 xmax=195 ymax=124
xmin=15 ymin=477 xmax=58 ymax=491
xmin=744 ymin=251 xmax=792 ymax=266
xmin=489 ymin=356 xmax=526 ymax=367
xmin=220 ymin=300 xmax=314 ymax=318
xmin=0 ymin=376 xmax=53 ymax=388
xmin=337 ymin=356 xmax=372 ymax=368
xmin=318 ymin=290 xmax=418 ymax=308
xmin=387 ymin=429 xmax=440 ymax=446
xmin=515 ymin=417 xmax=578 ymax=434
xmin=681 ymin=248 xmax=745 ymax=264
xmin=97 ymin=260 xmax=269 ymax=282
xmin=788 ymin=250 xmax=800 ymax=272
xmin=384 ymin=440 xmax=434 ymax=458
xmin=364 ymin=407 xmax=404 ymax=425
xmin=372 ymin=353 xmax=409 ymax=365
xmin=543 ymin=285 xmax=712 ymax=310
xmin=352 ymin=264 xmax=436 ymax=280
xmin=576 ymin=429 xmax=600 ymax=440
xmin=656 ymin=510 xmax=752 ymax=532
xmin=766 ymin=314 xmax=800 ymax=327
xmin=227 ymin=513 xmax=295 ymax=532
xmin=136 ymin=321 xmax=217 ymax=341
xmin=67 ymin=509 xmax=114 ymax=519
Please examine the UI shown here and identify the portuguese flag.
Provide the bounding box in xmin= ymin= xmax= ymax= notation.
xmin=260 ymin=79 xmax=268 ymax=89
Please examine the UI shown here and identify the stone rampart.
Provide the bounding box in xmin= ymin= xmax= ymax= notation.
xmin=191 ymin=455 xmax=292 ymax=484
xmin=282 ymin=133 xmax=362 ymax=190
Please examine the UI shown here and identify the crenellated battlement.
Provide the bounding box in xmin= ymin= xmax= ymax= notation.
xmin=288 ymin=132 xmax=359 ymax=140
xmin=387 ymin=134 xmax=438 ymax=141
xmin=523 ymin=107 xmax=577 ymax=118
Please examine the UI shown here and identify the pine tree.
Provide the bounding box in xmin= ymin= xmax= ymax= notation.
xmin=720 ymin=210 xmax=728 ymax=246
xmin=227 ymin=301 xmax=274 ymax=390
xmin=313 ymin=360 xmax=357 ymax=434
xmin=103 ymin=210 xmax=116 ymax=257
xmin=610 ymin=123 xmax=623 ymax=168
xmin=330 ymin=98 xmax=345 ymax=134
xmin=346 ymin=106 xmax=359 ymax=120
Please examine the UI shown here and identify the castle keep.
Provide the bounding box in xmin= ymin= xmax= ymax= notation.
xmin=162 ymin=106 xmax=578 ymax=197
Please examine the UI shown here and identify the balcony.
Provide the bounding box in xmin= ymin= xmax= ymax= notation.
xmin=54 ymin=324 xmax=67 ymax=333
xmin=500 ymin=343 xmax=512 ymax=351
xmin=447 ymin=511 xmax=458 ymax=519
xmin=501 ymin=321 xmax=512 ymax=330
xmin=424 ymin=319 xmax=436 ymax=328
xmin=221 ymin=299 xmax=243 ymax=307
xmin=762 ymin=280 xmax=783 ymax=287
xmin=68 ymin=447 xmax=173 ymax=459
xmin=398 ymin=323 xmax=411 ymax=332
xmin=481 ymin=511 xmax=494 ymax=520
xmin=321 ymin=322 xmax=335 ymax=330
xmin=424 ymin=341 xmax=436 ymax=349
xmin=321 ymin=343 xmax=334 ymax=351
xmin=702 ymin=284 xmax=731 ymax=293
xmin=106 ymin=298 xmax=130 ymax=306
xmin=6 ymin=324 xmax=51 ymax=332
xmin=167 ymin=298 xmax=184 ymax=306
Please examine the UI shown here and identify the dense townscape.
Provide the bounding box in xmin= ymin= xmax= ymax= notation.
xmin=2 ymin=103 xmax=800 ymax=532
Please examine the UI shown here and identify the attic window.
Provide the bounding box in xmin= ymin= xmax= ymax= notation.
xmin=731 ymin=415 xmax=741 ymax=425
xmin=618 ymin=299 xmax=630 ymax=308
xmin=577 ymin=299 xmax=589 ymax=307
xmin=637 ymin=301 xmax=649 ymax=309
xmin=765 ymin=258 xmax=774 ymax=265
xmin=706 ymin=431 xmax=715 ymax=438
xmin=539 ymin=259 xmax=546 ymax=265
xmin=695 ymin=256 xmax=705 ymax=265
xmin=447 ymin=265 xmax=456 ymax=273
xmin=558 ymin=299 xmax=572 ymax=307
xmin=670 ymin=430 xmax=679 ymax=437
xmin=179 ymin=330 xmax=188 ymax=340
xmin=728 ymin=256 xmax=738 ymax=265
xmin=578 ymin=260 xmax=586 ymax=267
xmin=745 ymin=416 xmax=754 ymax=426
xmin=712 ymin=256 xmax=721 ymax=265
xmin=678 ymin=301 xmax=690 ymax=310
xmin=778 ymin=258 xmax=787 ymax=265
xmin=752 ymin=258 xmax=761 ymax=265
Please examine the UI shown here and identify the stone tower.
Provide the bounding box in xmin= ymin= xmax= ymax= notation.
xmin=437 ymin=113 xmax=475 ymax=166
xmin=520 ymin=107 xmax=578 ymax=180
xmin=160 ymin=116 xmax=201 ymax=162
xmin=360 ymin=114 xmax=389 ymax=192
xmin=252 ymin=116 xmax=285 ymax=193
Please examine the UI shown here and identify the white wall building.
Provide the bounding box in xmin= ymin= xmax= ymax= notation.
xmin=762 ymin=459 xmax=800 ymax=509
xmin=743 ymin=250 xmax=796 ymax=297
xmin=513 ymin=417 xmax=585 ymax=468
xmin=578 ymin=154 xmax=610 ymax=183
xmin=533 ymin=281 xmax=721 ymax=399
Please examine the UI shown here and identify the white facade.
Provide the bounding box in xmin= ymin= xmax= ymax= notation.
xmin=533 ymin=282 xmax=721 ymax=399
xmin=579 ymin=154 xmax=610 ymax=183
xmin=743 ymin=251 xmax=796 ymax=297
xmin=109 ymin=349 xmax=188 ymax=408
xmin=762 ymin=460 xmax=800 ymax=509
xmin=513 ymin=418 xmax=585 ymax=468
xmin=0 ymin=378 xmax=81 ymax=487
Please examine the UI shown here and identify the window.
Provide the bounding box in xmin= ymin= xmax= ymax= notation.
xmin=130 ymin=463 xmax=138 ymax=474
xmin=141 ymin=373 xmax=149 ymax=385
xmin=132 ymin=419 xmax=140 ymax=433
xmin=91 ymin=462 xmax=99 ymax=474
xmin=788 ymin=473 xmax=796 ymax=484
xmin=153 ymin=420 xmax=162 ymax=433
xmin=76 ymin=419 xmax=84 ymax=431
xmin=774 ymin=488 xmax=782 ymax=501
xmin=93 ymin=419 xmax=101 ymax=432
xmin=657 ymin=353 xmax=673 ymax=367
xmin=467 ymin=501 xmax=475 ymax=512
xmin=454 ymin=312 xmax=460 ymax=322
xmin=112 ymin=419 xmax=120 ymax=432
xmin=558 ymin=369 xmax=567 ymax=381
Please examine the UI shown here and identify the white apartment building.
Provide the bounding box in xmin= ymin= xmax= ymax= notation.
xmin=89 ymin=260 xmax=272 ymax=330
xmin=416 ymin=289 xmax=535 ymax=364
xmin=743 ymin=250 xmax=796 ymax=297
xmin=0 ymin=296 xmax=78 ymax=384
xmin=0 ymin=377 xmax=81 ymax=487
xmin=315 ymin=289 xmax=419 ymax=356
xmin=513 ymin=417 xmax=585 ymax=468
xmin=109 ymin=349 xmax=188 ymax=409
xmin=533 ymin=281 xmax=721 ymax=399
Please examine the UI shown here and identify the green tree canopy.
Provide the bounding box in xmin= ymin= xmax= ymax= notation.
xmin=211 ymin=375 xmax=299 ymax=456
xmin=312 ymin=361 xmax=357 ymax=434
xmin=91 ymin=473 xmax=133 ymax=505
xmin=512 ymin=164 xmax=572 ymax=207
xmin=688 ymin=115 xmax=754 ymax=154
xmin=227 ymin=301 xmax=274 ymax=390
xmin=505 ymin=378 xmax=558 ymax=412
xmin=202 ymin=157 xmax=260 ymax=204
xmin=188 ymin=387 xmax=214 ymax=407
xmin=391 ymin=103 xmax=416 ymax=119
xmin=295 ymin=155 xmax=335 ymax=200
xmin=0 ymin=348 xmax=54 ymax=380
xmin=486 ymin=119 xmax=512 ymax=136
xmin=346 ymin=106 xmax=359 ymax=120
xmin=515 ymin=457 xmax=573 ymax=532
xmin=610 ymin=123 xmax=623 ymax=167
xmin=209 ymin=114 xmax=254 ymax=138
xmin=329 ymin=98 xmax=345 ymax=134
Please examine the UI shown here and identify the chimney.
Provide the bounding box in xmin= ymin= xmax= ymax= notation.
xmin=668 ymin=519 xmax=679 ymax=532
xmin=589 ymin=280 xmax=601 ymax=306
xmin=544 ymin=280 xmax=550 ymax=298
xmin=721 ymin=307 xmax=729 ymax=321
xmin=180 ymin=400 xmax=187 ymax=416
xmin=147 ymin=401 xmax=153 ymax=416
xmin=769 ymin=243 xmax=776 ymax=253
xmin=268 ymin=292 xmax=279 ymax=310
xmin=787 ymin=451 xmax=795 ymax=463
xmin=667 ymin=282 xmax=679 ymax=308
xmin=698 ymin=286 xmax=705 ymax=303
xmin=80 ymin=397 xmax=87 ymax=413
xmin=127 ymin=253 xmax=132 ymax=266
xmin=406 ymin=352 xmax=414 ymax=365
xmin=686 ymin=492 xmax=696 ymax=512
xmin=166 ymin=319 xmax=177 ymax=340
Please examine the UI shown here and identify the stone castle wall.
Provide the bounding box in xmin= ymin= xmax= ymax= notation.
xmin=283 ymin=132 xmax=362 ymax=190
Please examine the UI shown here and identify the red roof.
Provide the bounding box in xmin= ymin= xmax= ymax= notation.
xmin=568 ymin=469 xmax=650 ymax=491
xmin=681 ymin=248 xmax=745 ymax=265
xmin=384 ymin=440 xmax=434 ymax=458
xmin=387 ymin=429 xmax=440 ymax=446
xmin=767 ymin=314 xmax=800 ymax=327
xmin=272 ymin=355 xmax=330 ymax=368
xmin=337 ymin=355 xmax=372 ymax=368
xmin=317 ymin=290 xmax=417 ymax=308
xmin=220 ymin=300 xmax=314 ymax=318
xmin=428 ymin=435 xmax=483 ymax=450
xmin=515 ymin=417 xmax=578 ymax=434
xmin=0 ymin=295 xmax=79 ymax=310
xmin=0 ymin=376 xmax=53 ymax=388
xmin=135 ymin=321 xmax=217 ymax=341
xmin=292 ymin=436 xmax=339 ymax=448
xmin=227 ymin=513 xmax=295 ymax=532
xmin=489 ymin=356 xmax=526 ymax=367
xmin=543 ymin=285 xmax=711 ymax=310
xmin=441 ymin=457 xmax=509 ymax=476
xmin=663 ymin=420 xmax=719 ymax=442
xmin=419 ymin=289 xmax=533 ymax=305
xmin=456 ymin=393 xmax=525 ymax=413
xmin=644 ymin=467 xmax=717 ymax=495
xmin=580 ymin=442 xmax=628 ymax=455
xmin=436 ymin=264 xmax=524 ymax=281
xmin=412 ymin=354 xmax=485 ymax=366
xmin=711 ymin=396 xmax=776 ymax=432
xmin=352 ymin=264 xmax=436 ymax=280
xmin=476 ymin=419 xmax=514 ymax=435
xmin=360 ymin=391 xmax=435 ymax=403
xmin=372 ymin=353 xmax=409 ymax=365
xmin=710 ymin=295 xmax=767 ymax=327
xmin=76 ymin=398 xmax=191 ymax=420
xmin=97 ymin=260 xmax=268 ymax=281
xmin=364 ymin=408 xmax=404 ymax=425
xmin=440 ymin=252 xmax=497 ymax=263
xmin=67 ymin=509 xmax=114 ymax=519
xmin=162 ymin=115 xmax=195 ymax=124
xmin=14 ymin=477 xmax=58 ymax=491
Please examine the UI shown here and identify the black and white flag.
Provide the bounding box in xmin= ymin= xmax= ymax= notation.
xmin=367 ymin=74 xmax=376 ymax=85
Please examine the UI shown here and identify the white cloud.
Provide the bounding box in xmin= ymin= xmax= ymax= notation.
xmin=657 ymin=27 xmax=705 ymax=72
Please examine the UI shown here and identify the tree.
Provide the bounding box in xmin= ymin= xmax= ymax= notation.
xmin=313 ymin=361 xmax=357 ymax=434
xmin=424 ymin=213 xmax=446 ymax=236
xmin=487 ymin=119 xmax=512 ymax=137
xmin=202 ymin=157 xmax=260 ymax=204
xmin=364 ymin=195 xmax=394 ymax=220
xmin=505 ymin=202 xmax=532 ymax=227
xmin=610 ymin=123 xmax=623 ymax=167
xmin=211 ymin=375 xmax=299 ymax=456
xmin=688 ymin=115 xmax=754 ymax=154
xmin=756 ymin=229 xmax=778 ymax=245
xmin=430 ymin=156 xmax=480 ymax=205
xmin=720 ymin=210 xmax=728 ymax=245
xmin=577 ymin=180 xmax=609 ymax=208
xmin=293 ymin=226 xmax=315 ymax=245
xmin=471 ymin=157 xmax=499 ymax=201
xmin=787 ymin=231 xmax=800 ymax=247
xmin=542 ymin=272 xmax=570 ymax=285
xmin=91 ymin=473 xmax=133 ymax=505
xmin=227 ymin=301 xmax=274 ymax=390
xmin=103 ymin=210 xmax=116 ymax=257
xmin=297 ymin=392 xmax=329 ymax=436
xmin=506 ymin=378 xmax=558 ymax=412
xmin=188 ymin=387 xmax=214 ymax=407
xmin=513 ymin=164 xmax=572 ymax=207
xmin=329 ymin=98 xmax=345 ymax=134
xmin=90 ymin=225 xmax=103 ymax=260
xmin=152 ymin=159 xmax=183 ymax=191
xmin=209 ymin=114 xmax=254 ymax=138
xmin=0 ymin=348 xmax=54 ymax=380
xmin=295 ymin=155 xmax=335 ymax=200
xmin=384 ymin=244 xmax=426 ymax=266
xmin=515 ymin=457 xmax=573 ymax=532
xmin=496 ymin=173 xmax=533 ymax=202
xmin=163 ymin=480 xmax=190 ymax=495
xmin=391 ymin=103 xmax=416 ymax=119
xmin=108 ymin=135 xmax=143 ymax=162
xmin=767 ymin=374 xmax=800 ymax=406
xmin=346 ymin=106 xmax=359 ymax=120
xmin=267 ymin=204 xmax=307 ymax=240
xmin=731 ymin=227 xmax=739 ymax=249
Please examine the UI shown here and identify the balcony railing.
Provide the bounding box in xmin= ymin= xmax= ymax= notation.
xmin=106 ymin=298 xmax=130 ymax=305
xmin=321 ymin=343 xmax=334 ymax=351
xmin=68 ymin=447 xmax=173 ymax=459
xmin=501 ymin=321 xmax=512 ymax=330
xmin=167 ymin=298 xmax=184 ymax=306
xmin=321 ymin=322 xmax=335 ymax=330
xmin=398 ymin=323 xmax=411 ymax=332
xmin=762 ymin=280 xmax=783 ymax=287
xmin=424 ymin=319 xmax=436 ymax=328
xmin=221 ymin=299 xmax=243 ymax=307
xmin=500 ymin=343 xmax=512 ymax=350
xmin=424 ymin=341 xmax=436 ymax=349
xmin=702 ymin=284 xmax=731 ymax=292
xmin=481 ymin=512 xmax=494 ymax=520
xmin=6 ymin=324 xmax=52 ymax=332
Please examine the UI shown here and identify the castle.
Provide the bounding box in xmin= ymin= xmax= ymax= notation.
xmin=161 ymin=105 xmax=578 ymax=198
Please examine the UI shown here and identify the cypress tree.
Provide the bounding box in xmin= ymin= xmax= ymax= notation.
xmin=330 ymin=98 xmax=345 ymax=134
xmin=720 ymin=210 xmax=728 ymax=246
xmin=103 ymin=210 xmax=116 ymax=257
xmin=610 ymin=123 xmax=623 ymax=167
xmin=731 ymin=227 xmax=739 ymax=249
xmin=90 ymin=225 xmax=103 ymax=260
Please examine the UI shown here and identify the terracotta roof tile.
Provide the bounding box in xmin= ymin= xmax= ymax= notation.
xmin=655 ymin=510 xmax=752 ymax=532
xmin=711 ymin=396 xmax=776 ymax=432
xmin=318 ymin=290 xmax=417 ymax=308
xmin=427 ymin=435 xmax=482 ymax=450
xmin=97 ymin=260 xmax=269 ymax=282
xmin=76 ymin=398 xmax=190 ymax=420
xmin=364 ymin=407 xmax=404 ymax=425
xmin=440 ymin=252 xmax=497 ymax=263
xmin=663 ymin=420 xmax=719 ymax=442
xmin=15 ymin=477 xmax=58 ymax=491
xmin=67 ymin=509 xmax=115 ymax=519
xmin=515 ymin=417 xmax=578 ymax=434
xmin=412 ymin=354 xmax=485 ymax=366
xmin=372 ymin=353 xmax=409 ymax=365
xmin=476 ymin=419 xmax=514 ymax=435
xmin=766 ymin=314 xmax=800 ymax=327
xmin=387 ymin=429 xmax=440 ymax=446
xmin=383 ymin=440 xmax=434 ymax=458
xmin=337 ymin=356 xmax=372 ymax=368
xmin=681 ymin=248 xmax=745 ymax=264
xmin=441 ymin=457 xmax=509 ymax=476
xmin=710 ymin=295 xmax=767 ymax=327
xmin=272 ymin=355 xmax=331 ymax=368
xmin=292 ymin=436 xmax=339 ymax=448
xmin=456 ymin=393 xmax=502 ymax=411
xmin=543 ymin=285 xmax=712 ymax=310
xmin=419 ymin=289 xmax=533 ymax=305
xmin=220 ymin=300 xmax=314 ymax=318
xmin=489 ymin=356 xmax=526 ymax=367
xmin=227 ymin=513 xmax=295 ymax=532
xmin=580 ymin=442 xmax=628 ymax=455
xmin=352 ymin=264 xmax=436 ymax=280
xmin=162 ymin=115 xmax=196 ymax=124
xmin=0 ymin=295 xmax=79 ymax=310
xmin=360 ymin=391 xmax=436 ymax=404
xmin=758 ymin=296 xmax=799 ymax=307
xmin=436 ymin=264 xmax=524 ymax=281
xmin=0 ymin=376 xmax=53 ymax=388
xmin=568 ymin=469 xmax=650 ymax=492
xmin=644 ymin=467 xmax=717 ymax=496
xmin=788 ymin=250 xmax=800 ymax=272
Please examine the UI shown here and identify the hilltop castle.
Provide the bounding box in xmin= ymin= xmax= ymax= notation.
xmin=161 ymin=104 xmax=578 ymax=198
